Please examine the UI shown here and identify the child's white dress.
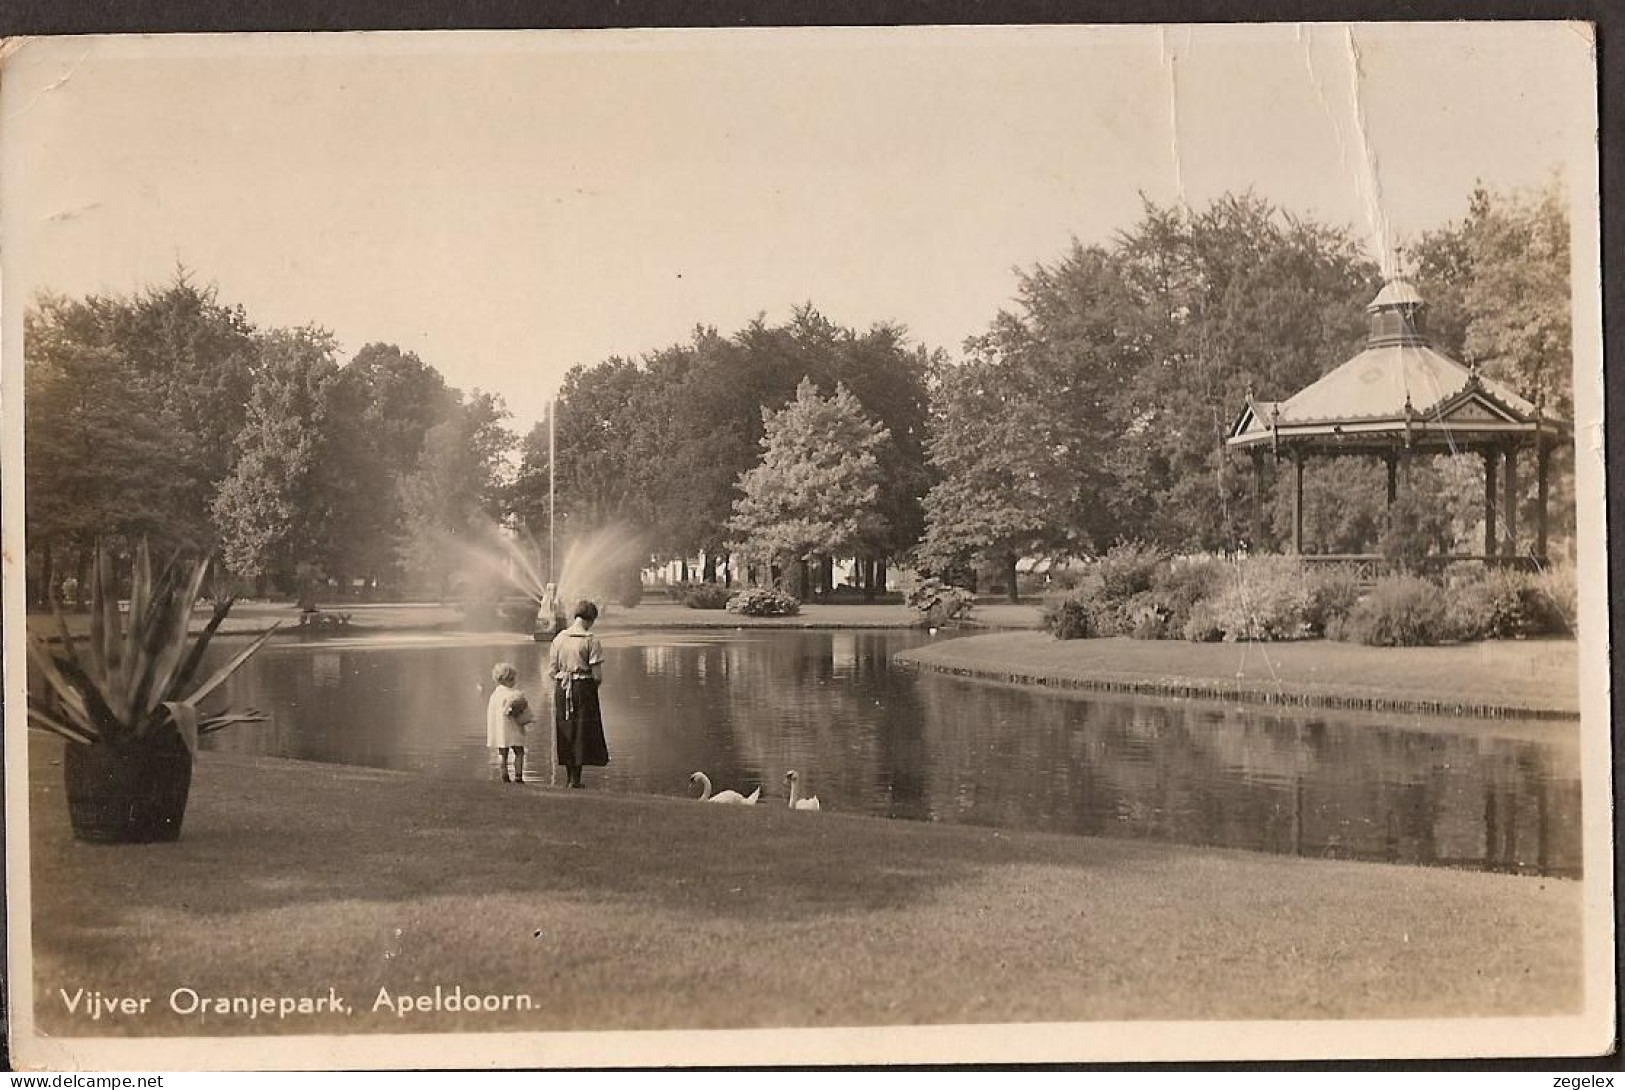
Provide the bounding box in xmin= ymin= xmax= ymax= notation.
xmin=486 ymin=684 xmax=533 ymax=748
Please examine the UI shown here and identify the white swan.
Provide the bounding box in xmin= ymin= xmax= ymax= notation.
xmin=689 ymin=771 xmax=760 ymax=805
xmin=784 ymin=770 xmax=821 ymax=811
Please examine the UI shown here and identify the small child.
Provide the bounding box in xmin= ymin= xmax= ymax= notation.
xmin=486 ymin=662 xmax=535 ymax=783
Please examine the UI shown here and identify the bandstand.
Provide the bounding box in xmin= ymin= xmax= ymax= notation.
xmin=1226 ymin=280 xmax=1567 ymax=567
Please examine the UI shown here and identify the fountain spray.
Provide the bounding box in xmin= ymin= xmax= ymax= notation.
xmin=441 ymin=392 xmax=648 ymax=636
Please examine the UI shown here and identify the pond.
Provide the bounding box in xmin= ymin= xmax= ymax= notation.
xmin=201 ymin=628 xmax=1582 ymax=877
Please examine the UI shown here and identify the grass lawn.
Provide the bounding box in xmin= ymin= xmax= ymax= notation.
xmin=26 ymin=735 xmax=1580 ymax=1038
xmin=898 ymin=633 xmax=1579 ymax=719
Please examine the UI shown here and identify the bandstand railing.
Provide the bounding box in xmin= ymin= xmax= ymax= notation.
xmin=1297 ymin=553 xmax=1545 ymax=582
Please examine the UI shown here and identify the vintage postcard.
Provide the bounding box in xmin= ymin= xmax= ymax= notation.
xmin=1 ymin=23 xmax=1611 ymax=1070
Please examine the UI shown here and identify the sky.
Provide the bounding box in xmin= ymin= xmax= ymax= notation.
xmin=0 ymin=23 xmax=1597 ymax=433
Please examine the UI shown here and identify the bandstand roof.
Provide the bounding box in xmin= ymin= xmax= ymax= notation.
xmin=1228 ymin=281 xmax=1562 ymax=454
xmin=1366 ymin=279 xmax=1425 ymax=310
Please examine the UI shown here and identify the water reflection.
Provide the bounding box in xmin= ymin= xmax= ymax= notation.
xmin=201 ymin=630 xmax=1581 ymax=877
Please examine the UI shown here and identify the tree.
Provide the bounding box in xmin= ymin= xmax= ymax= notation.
xmin=1414 ymin=177 xmax=1572 ymax=417
xmin=522 ymin=358 xmax=655 ymax=538
xmin=820 ymin=321 xmax=936 ymax=596
xmin=108 ymin=270 xmax=259 ymax=549
xmin=211 ymin=327 xmax=351 ymax=593
xmin=1413 ymin=177 xmax=1574 ymax=550
xmin=922 ymin=195 xmax=1383 ymax=567
xmin=521 ymin=310 xmax=936 ymax=591
xmin=510 ymin=346 xmax=702 ymax=586
xmin=1113 ymin=195 xmax=1380 ymax=550
xmin=918 ymin=357 xmax=1090 ymax=601
xmin=508 ymin=416 xmax=555 ymax=558
xmin=22 ymin=275 xmax=259 ymax=602
xmin=22 ymin=299 xmax=185 ymax=604
xmin=397 ymin=392 xmax=513 ymax=597
xmin=728 ymin=379 xmax=891 ymax=600
xmin=344 ymin=343 xmax=458 ymax=590
xmin=921 ymin=242 xmax=1158 ymax=599
xmin=660 ymin=323 xmax=795 ymax=575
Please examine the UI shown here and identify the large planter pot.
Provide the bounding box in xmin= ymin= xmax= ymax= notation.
xmin=62 ymin=737 xmax=193 ymax=844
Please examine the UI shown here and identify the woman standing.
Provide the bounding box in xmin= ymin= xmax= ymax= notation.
xmin=549 ymin=599 xmax=609 ymax=788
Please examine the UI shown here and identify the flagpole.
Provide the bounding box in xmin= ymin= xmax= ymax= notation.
xmin=548 ymin=394 xmax=556 ymax=586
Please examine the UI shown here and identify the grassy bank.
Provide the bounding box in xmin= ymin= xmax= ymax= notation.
xmin=896 ymin=633 xmax=1579 ymax=720
xmin=26 ymin=735 xmax=1580 ymax=1038
xmin=27 ymin=599 xmax=1045 ymax=640
xmin=32 ymin=600 xmax=465 ymax=639
xmin=597 ymin=600 xmax=1041 ymax=630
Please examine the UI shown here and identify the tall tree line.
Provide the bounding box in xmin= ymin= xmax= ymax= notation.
xmin=23 ymin=274 xmax=511 ymax=604
xmin=508 ymin=305 xmax=939 ymax=598
xmin=920 ymin=182 xmax=1575 ymax=589
xmin=24 ymin=181 xmax=1571 ymax=607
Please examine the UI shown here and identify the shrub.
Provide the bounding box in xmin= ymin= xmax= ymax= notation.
xmin=905 ymin=577 xmax=974 ymax=627
xmin=1181 ymin=600 xmax=1226 ymax=642
xmin=1330 ymin=575 xmax=1451 ymax=646
xmin=1442 ymin=580 xmax=1491 ymax=642
xmin=678 ymin=582 xmax=731 ymax=610
xmin=725 ymin=586 xmax=801 ymax=617
xmin=1066 ymin=543 xmax=1170 ymax=636
xmin=1445 ymin=566 xmax=1568 ymax=640
xmin=1303 ymin=565 xmax=1363 ymax=636
xmin=1082 ymin=573 xmax=1142 ymax=636
xmin=1538 ymin=561 xmax=1578 ymax=634
xmin=1050 ymin=551 xmax=1363 ymax=644
xmin=1124 ymin=591 xmax=1170 ymax=640
xmin=1046 ymin=565 xmax=1086 ymax=592
xmin=1199 ymin=555 xmax=1314 ymax=642
xmin=1097 ymin=541 xmax=1167 ymax=603
xmin=1039 ymin=594 xmax=1092 ymax=640
xmin=614 ymin=570 xmax=644 ymax=609
xmin=1150 ymin=555 xmax=1229 ymax=634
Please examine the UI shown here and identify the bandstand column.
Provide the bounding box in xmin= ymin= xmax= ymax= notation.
xmin=1536 ymin=443 xmax=1551 ymax=560
xmin=1249 ymin=450 xmax=1265 ymax=548
xmin=1502 ymin=447 xmax=1519 ymax=557
xmin=1384 ymin=452 xmax=1398 ymax=506
xmin=1481 ymin=448 xmax=1498 ymax=560
xmin=1290 ymin=447 xmax=1305 ymax=555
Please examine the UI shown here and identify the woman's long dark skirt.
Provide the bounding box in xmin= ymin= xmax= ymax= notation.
xmin=554 ymin=678 xmax=609 ymax=768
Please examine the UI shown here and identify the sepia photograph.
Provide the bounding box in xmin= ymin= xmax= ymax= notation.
xmin=1 ymin=21 xmax=1612 ymax=1070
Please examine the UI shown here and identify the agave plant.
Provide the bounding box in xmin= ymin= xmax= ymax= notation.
xmin=27 ymin=543 xmax=277 ymax=757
